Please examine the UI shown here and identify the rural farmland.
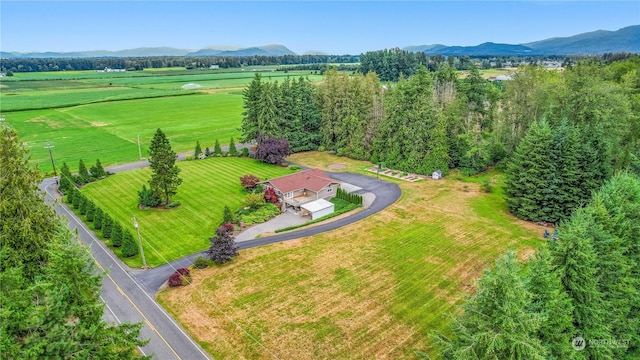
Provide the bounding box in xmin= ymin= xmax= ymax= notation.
xmin=0 ymin=67 xmax=319 ymax=173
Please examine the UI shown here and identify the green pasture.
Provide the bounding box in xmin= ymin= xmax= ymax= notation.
xmin=156 ymin=157 xmax=544 ymax=358
xmin=0 ymin=87 xmax=194 ymax=111
xmin=80 ymin=157 xmax=295 ymax=267
xmin=9 ymin=92 xmax=244 ymax=173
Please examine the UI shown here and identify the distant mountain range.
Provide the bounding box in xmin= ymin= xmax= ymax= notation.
xmin=0 ymin=44 xmax=297 ymax=59
xmin=1 ymin=25 xmax=638 ymax=58
xmin=404 ymin=25 xmax=640 ymax=56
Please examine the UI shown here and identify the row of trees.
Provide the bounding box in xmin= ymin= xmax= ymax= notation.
xmin=0 ymin=127 xmax=147 ymax=358
xmin=0 ymin=54 xmax=359 ymax=73
xmin=63 ymin=183 xmax=139 ymax=257
xmin=58 ymin=158 xmax=107 ymax=191
xmin=433 ymin=172 xmax=640 ymax=359
xmin=193 ymin=138 xmax=250 ymax=159
xmin=240 ymin=73 xmax=322 ymax=153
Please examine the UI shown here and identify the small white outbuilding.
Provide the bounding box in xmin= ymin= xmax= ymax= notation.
xmin=301 ymin=199 xmax=335 ymax=220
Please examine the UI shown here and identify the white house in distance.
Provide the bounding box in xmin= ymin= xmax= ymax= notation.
xmin=261 ymin=169 xmax=340 ymax=218
xmin=432 ymin=169 xmax=443 ymax=180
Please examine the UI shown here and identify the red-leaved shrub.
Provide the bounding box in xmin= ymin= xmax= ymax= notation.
xmin=264 ymin=187 xmax=277 ymax=204
xmin=176 ymin=267 xmax=190 ymax=276
xmin=168 ymin=273 xmax=183 ymax=287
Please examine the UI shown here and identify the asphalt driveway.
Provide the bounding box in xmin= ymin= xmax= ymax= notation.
xmin=133 ymin=171 xmax=401 ymax=293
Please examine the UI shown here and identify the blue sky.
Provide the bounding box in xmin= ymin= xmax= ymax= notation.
xmin=1 ymin=1 xmax=639 ymax=54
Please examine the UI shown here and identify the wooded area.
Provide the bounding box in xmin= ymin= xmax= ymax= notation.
xmin=241 ymin=55 xmax=640 ymax=224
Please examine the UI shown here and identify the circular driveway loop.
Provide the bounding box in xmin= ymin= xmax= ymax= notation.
xmin=133 ymin=172 xmax=401 ymax=293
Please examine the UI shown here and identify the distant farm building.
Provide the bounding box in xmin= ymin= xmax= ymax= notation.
xmin=432 ymin=169 xmax=443 ymax=180
xmin=97 ymin=67 xmax=126 ymax=73
xmin=209 ymin=65 xmax=220 ymax=69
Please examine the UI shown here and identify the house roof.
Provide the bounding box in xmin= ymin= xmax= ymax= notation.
xmin=301 ymin=198 xmax=334 ymax=212
xmin=265 ymin=169 xmax=335 ymax=193
xmin=433 ymin=169 xmax=442 ymax=175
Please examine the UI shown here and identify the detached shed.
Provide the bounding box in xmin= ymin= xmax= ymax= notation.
xmin=432 ymin=169 xmax=443 ymax=180
xmin=301 ymin=199 xmax=334 ymax=220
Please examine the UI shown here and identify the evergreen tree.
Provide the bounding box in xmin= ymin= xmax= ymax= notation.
xmin=0 ymin=127 xmax=58 ymax=280
xmin=86 ymin=200 xmax=95 ymax=221
xmin=204 ymin=147 xmax=211 ymax=157
xmin=504 ymin=120 xmax=555 ymax=222
xmin=94 ymin=207 xmax=103 ymax=230
xmin=526 ymin=249 xmax=575 ymax=359
xmin=223 ymin=205 xmax=234 ymax=224
xmin=0 ymin=127 xmax=148 ymax=358
xmin=206 ymin=224 xmax=238 ymax=264
xmin=77 ymin=159 xmax=90 ymax=184
xmin=89 ymin=158 xmax=107 ymax=180
xmin=121 ymin=230 xmax=139 ymax=257
xmin=65 ymin=186 xmax=76 ymax=204
xmin=102 ymin=214 xmax=113 ymax=239
xmin=111 ymin=222 xmax=123 ymax=247
xmin=58 ymin=162 xmax=74 ymax=193
xmin=213 ymin=139 xmax=222 ymax=156
xmin=73 ymin=190 xmax=83 ymax=209
xmin=79 ymin=194 xmax=88 ymax=215
xmin=194 ymin=140 xmax=202 ymax=159
xmin=228 ymin=138 xmax=238 ymax=156
xmin=434 ymin=253 xmax=546 ymax=359
xmin=240 ymin=72 xmax=263 ymax=143
xmin=148 ymin=128 xmax=182 ymax=205
xmin=584 ymin=173 xmax=640 ymax=355
xmin=550 ymin=209 xmax=613 ymax=359
xmin=548 ymin=121 xmax=582 ymax=223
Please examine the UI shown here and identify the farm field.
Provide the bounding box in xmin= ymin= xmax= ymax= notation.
xmin=157 ymin=153 xmax=544 ymax=359
xmin=0 ymin=67 xmax=321 ymax=173
xmin=6 ymin=92 xmax=244 ymax=173
xmin=80 ymin=157 xmax=295 ymax=268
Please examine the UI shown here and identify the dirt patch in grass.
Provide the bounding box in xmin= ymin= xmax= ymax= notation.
xmin=25 ymin=115 xmax=64 ymax=128
xmin=327 ymin=163 xmax=347 ymax=170
xmin=287 ymin=151 xmax=371 ymax=173
xmin=91 ymin=121 xmax=108 ymax=127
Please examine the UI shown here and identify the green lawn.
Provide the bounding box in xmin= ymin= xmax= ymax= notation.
xmin=157 ymin=153 xmax=544 ymax=359
xmin=8 ymin=91 xmax=244 ymax=174
xmin=80 ymin=157 xmax=294 ymax=268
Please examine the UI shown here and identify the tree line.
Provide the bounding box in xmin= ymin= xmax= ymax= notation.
xmin=0 ymin=54 xmax=359 ymax=73
xmin=431 ymin=172 xmax=640 ymax=359
xmin=241 ymin=55 xmax=640 ymax=224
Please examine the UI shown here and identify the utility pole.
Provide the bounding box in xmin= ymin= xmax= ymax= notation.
xmin=137 ymin=134 xmax=142 ymax=161
xmin=132 ymin=215 xmax=149 ymax=269
xmin=44 ymin=142 xmax=58 ymax=176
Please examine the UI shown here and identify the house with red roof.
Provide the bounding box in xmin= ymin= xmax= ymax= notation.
xmin=261 ymin=169 xmax=340 ymax=212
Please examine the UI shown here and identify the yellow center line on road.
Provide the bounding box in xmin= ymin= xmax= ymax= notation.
xmin=54 ymin=188 xmax=183 ymax=360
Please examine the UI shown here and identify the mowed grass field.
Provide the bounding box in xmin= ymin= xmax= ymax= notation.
xmin=6 ymin=92 xmax=244 ymax=173
xmin=0 ymin=68 xmax=320 ymax=173
xmin=157 ymin=153 xmax=545 ymax=359
xmin=80 ymin=157 xmax=294 ymax=268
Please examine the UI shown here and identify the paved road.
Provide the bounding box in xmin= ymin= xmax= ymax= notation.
xmin=41 ymin=179 xmax=211 ymax=360
xmin=133 ymin=171 xmax=401 ymax=293
xmin=41 ymin=153 xmax=401 ymax=358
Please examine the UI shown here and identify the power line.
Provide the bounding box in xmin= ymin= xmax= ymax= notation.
xmin=43 ymin=142 xmax=58 ymax=177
